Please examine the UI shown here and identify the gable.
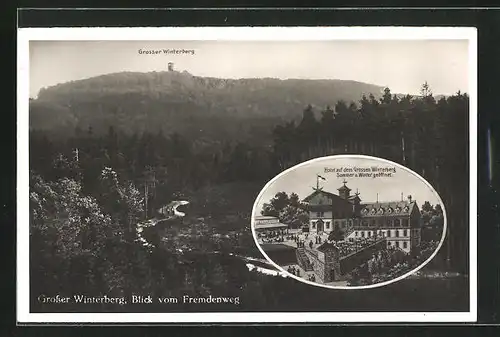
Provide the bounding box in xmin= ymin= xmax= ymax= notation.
xmin=303 ymin=189 xmax=355 ymax=210
xmin=306 ymin=192 xmax=333 ymax=206
xmin=410 ymin=202 xmax=421 ymax=217
xmin=303 ymin=189 xmax=334 ymax=203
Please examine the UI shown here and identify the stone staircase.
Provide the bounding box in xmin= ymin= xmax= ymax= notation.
xmin=296 ymin=248 xmax=313 ymax=272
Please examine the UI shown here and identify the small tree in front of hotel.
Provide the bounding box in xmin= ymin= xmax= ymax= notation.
xmin=328 ymin=225 xmax=344 ymax=242
xmin=279 ymin=204 xmax=309 ymax=229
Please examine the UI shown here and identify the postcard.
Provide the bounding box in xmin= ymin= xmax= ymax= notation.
xmin=17 ymin=26 xmax=477 ymax=323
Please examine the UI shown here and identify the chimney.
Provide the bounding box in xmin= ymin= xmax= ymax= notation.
xmin=407 ymin=195 xmax=412 ymax=203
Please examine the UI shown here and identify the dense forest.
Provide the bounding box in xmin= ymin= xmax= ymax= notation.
xmin=29 ymin=81 xmax=470 ymax=312
xmin=270 ymin=84 xmax=469 ymax=274
xmin=30 ymin=71 xmax=385 ymax=144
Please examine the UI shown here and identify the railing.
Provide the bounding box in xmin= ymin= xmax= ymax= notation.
xmin=303 ymin=244 xmax=318 ymax=257
xmin=338 ymin=236 xmax=387 ymax=259
xmin=296 ymin=248 xmax=313 ymax=271
xmin=343 ymin=226 xmax=355 ymax=239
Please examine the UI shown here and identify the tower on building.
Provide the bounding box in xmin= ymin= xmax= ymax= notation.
xmin=168 ymin=62 xmax=174 ymax=71
xmin=337 ymin=179 xmax=351 ymax=199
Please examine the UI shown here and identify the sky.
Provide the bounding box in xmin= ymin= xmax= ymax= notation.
xmin=29 ymin=40 xmax=469 ymax=98
xmin=253 ymin=156 xmax=443 ymax=217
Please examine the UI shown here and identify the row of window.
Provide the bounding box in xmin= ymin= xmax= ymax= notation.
xmin=388 ymin=241 xmax=408 ymax=249
xmin=315 ymin=211 xmax=350 ymax=218
xmin=312 ymin=220 xmax=413 ymax=232
xmin=312 ymin=220 xmax=352 ymax=230
xmin=312 ymin=221 xmax=331 ymax=230
xmin=362 ymin=206 xmax=410 ymax=215
xmin=355 ymin=218 xmax=410 ymax=228
xmin=355 ymin=229 xmax=409 ymax=238
xmin=312 ymin=215 xmax=411 ymax=228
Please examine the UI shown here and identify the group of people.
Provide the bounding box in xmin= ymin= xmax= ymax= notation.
xmin=308 ymin=235 xmax=324 ymax=248
xmin=259 ymin=236 xmax=285 ymax=243
xmin=258 ymin=230 xmax=320 ymax=247
xmin=334 ymin=236 xmax=382 ymax=257
xmin=336 ymin=241 xmax=359 ymax=256
xmin=299 ymin=234 xmax=326 ymax=250
xmin=296 ymin=241 xmax=305 ymax=248
xmin=286 ymin=265 xmax=301 ymax=277
xmin=286 ymin=234 xmax=301 ymax=241
xmin=307 ymin=273 xmax=316 ymax=282
xmin=286 ymin=265 xmax=319 ymax=283
xmin=288 ymin=233 xmax=308 ymax=248
xmin=257 ymin=230 xmax=286 ymax=243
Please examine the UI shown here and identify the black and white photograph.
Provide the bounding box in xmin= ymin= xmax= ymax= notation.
xmin=17 ymin=27 xmax=477 ymax=323
xmin=252 ymin=155 xmax=445 ymax=288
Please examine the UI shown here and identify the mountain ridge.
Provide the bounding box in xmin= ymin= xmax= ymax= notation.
xmin=35 ymin=70 xmax=386 ymax=98
xmin=30 ymin=71 xmax=389 ymax=144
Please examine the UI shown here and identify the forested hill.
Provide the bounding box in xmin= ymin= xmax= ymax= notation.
xmin=29 ymin=71 xmax=384 ymax=143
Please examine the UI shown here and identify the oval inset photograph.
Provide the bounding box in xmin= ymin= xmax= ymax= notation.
xmin=251 ymin=155 xmax=447 ymax=289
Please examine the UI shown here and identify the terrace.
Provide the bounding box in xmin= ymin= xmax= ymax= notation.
xmin=337 ymin=236 xmax=387 ymax=259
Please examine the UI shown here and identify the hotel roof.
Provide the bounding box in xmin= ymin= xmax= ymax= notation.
xmin=254 ymin=223 xmax=289 ymax=230
xmin=360 ymin=201 xmax=418 ymax=217
xmin=302 ymin=189 xmax=351 ymax=204
xmin=317 ymin=241 xmax=340 ymax=252
xmin=254 ymin=215 xmax=279 ymax=220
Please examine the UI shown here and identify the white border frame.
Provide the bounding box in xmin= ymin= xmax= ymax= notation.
xmin=17 ymin=26 xmax=477 ymax=323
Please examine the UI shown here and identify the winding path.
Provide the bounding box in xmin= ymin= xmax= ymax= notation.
xmin=134 ymin=200 xmax=189 ymax=251
xmin=133 ymin=200 xmax=288 ymax=278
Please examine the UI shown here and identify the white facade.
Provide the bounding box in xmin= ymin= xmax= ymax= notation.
xmin=302 ymin=188 xmax=421 ymax=255
xmin=310 ymin=219 xmax=334 ymax=232
xmin=254 ymin=216 xmax=280 ymax=225
xmin=310 ymin=217 xmax=356 ymax=235
xmin=345 ymin=228 xmax=416 ymax=253
xmin=310 ymin=211 xmax=333 ymax=220
xmin=309 ymin=211 xmax=333 ymax=232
